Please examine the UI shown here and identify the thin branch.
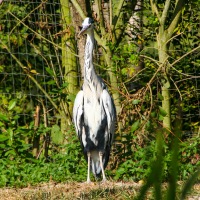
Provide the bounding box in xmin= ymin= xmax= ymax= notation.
xmin=140 ymin=54 xmax=160 ymax=66
xmin=9 ymin=1 xmax=46 ymax=35
xmin=150 ymin=0 xmax=161 ymax=21
xmin=170 ymin=45 xmax=200 ymax=67
xmin=70 ymin=0 xmax=86 ymax=19
xmin=176 ymin=76 xmax=200 ymax=83
xmin=95 ymin=0 xmax=106 ymax=35
xmin=112 ymin=0 xmax=125 ymax=28
xmin=157 ymin=121 xmax=183 ymax=142
xmin=160 ymin=0 xmax=171 ymax=25
xmin=109 ymin=0 xmax=112 ymax=27
xmin=167 ymin=0 xmax=185 ymax=39
xmin=8 ymin=10 xmax=81 ymax=59
xmin=170 ymin=77 xmax=182 ymax=101
xmin=0 ymin=39 xmax=60 ymax=112
xmin=165 ymin=31 xmax=183 ymax=45
xmin=139 ymin=83 xmax=154 ymax=131
xmin=8 ymin=12 xmax=62 ymax=51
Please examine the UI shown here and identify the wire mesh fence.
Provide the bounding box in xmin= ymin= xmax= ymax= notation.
xmin=0 ymin=0 xmax=200 ymax=142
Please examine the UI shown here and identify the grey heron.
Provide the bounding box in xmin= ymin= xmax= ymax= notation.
xmin=73 ymin=17 xmax=116 ymax=183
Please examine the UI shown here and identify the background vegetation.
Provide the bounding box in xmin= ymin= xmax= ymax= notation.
xmin=0 ymin=0 xmax=199 ymax=198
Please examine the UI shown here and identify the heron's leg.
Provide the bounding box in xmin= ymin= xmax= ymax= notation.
xmin=99 ymin=152 xmax=107 ymax=182
xmin=87 ymin=152 xmax=91 ymax=183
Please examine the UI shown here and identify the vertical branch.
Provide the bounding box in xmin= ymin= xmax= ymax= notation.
xmin=36 ymin=101 xmax=50 ymax=159
xmin=33 ymin=105 xmax=40 ymax=157
xmin=95 ymin=0 xmax=106 ymax=35
xmin=109 ymin=0 xmax=112 ymax=28
xmin=60 ymin=0 xmax=77 ymax=131
xmin=150 ymin=0 xmax=160 ymax=21
xmin=160 ymin=0 xmax=171 ymax=25
xmin=42 ymin=101 xmax=50 ymax=159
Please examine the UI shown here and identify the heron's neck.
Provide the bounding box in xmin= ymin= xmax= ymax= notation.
xmin=84 ymin=31 xmax=96 ymax=83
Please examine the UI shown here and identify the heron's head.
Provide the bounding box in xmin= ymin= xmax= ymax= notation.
xmin=79 ymin=17 xmax=94 ymax=36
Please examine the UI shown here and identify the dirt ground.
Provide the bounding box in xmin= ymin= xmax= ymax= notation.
xmin=0 ymin=182 xmax=199 ymax=200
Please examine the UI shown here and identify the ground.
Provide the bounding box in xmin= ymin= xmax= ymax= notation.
xmin=0 ymin=182 xmax=199 ymax=200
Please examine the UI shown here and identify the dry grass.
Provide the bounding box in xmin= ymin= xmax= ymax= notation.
xmin=0 ymin=182 xmax=199 ymax=200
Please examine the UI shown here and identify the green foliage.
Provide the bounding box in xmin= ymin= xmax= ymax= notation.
xmin=135 ymin=129 xmax=200 ymax=200
xmin=0 ymin=133 xmax=87 ymax=187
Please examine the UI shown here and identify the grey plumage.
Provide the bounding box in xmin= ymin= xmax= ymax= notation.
xmin=73 ymin=17 xmax=116 ymax=183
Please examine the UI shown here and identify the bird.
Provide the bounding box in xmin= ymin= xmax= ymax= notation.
xmin=73 ymin=17 xmax=116 ymax=183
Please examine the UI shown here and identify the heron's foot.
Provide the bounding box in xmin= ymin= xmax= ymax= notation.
xmin=86 ymin=179 xmax=91 ymax=184
xmin=85 ymin=178 xmax=92 ymax=184
xmin=101 ymin=178 xmax=107 ymax=184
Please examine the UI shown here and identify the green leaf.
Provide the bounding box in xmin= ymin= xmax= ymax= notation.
xmin=159 ymin=106 xmax=167 ymax=117
xmin=0 ymin=113 xmax=9 ymax=122
xmin=8 ymin=99 xmax=17 ymax=111
xmin=131 ymin=120 xmax=140 ymax=133
xmin=7 ymin=128 xmax=13 ymax=143
xmin=51 ymin=125 xmax=63 ymax=145
xmin=67 ymin=94 xmax=76 ymax=102
xmin=0 ymin=135 xmax=9 ymax=142
xmin=150 ymin=112 xmax=156 ymax=117
xmin=180 ymin=169 xmax=200 ymax=200
xmin=5 ymin=150 xmax=16 ymax=156
xmin=132 ymin=99 xmax=140 ymax=105
xmin=30 ymin=69 xmax=38 ymax=74
xmin=158 ymin=93 xmax=164 ymax=100
xmin=45 ymin=67 xmax=54 ymax=76
xmin=46 ymin=80 xmax=56 ymax=85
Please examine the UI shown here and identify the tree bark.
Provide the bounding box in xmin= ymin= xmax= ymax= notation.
xmin=60 ymin=0 xmax=78 ymax=133
xmin=150 ymin=0 xmax=185 ymax=131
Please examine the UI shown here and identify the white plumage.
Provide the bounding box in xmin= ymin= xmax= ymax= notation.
xmin=73 ymin=17 xmax=116 ymax=183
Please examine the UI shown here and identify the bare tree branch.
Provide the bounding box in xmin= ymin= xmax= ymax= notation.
xmin=0 ymin=39 xmax=60 ymax=112
xmin=160 ymin=0 xmax=171 ymax=25
xmin=167 ymin=0 xmax=185 ymax=38
xmin=95 ymin=0 xmax=106 ymax=35
xmin=70 ymin=0 xmax=86 ymax=19
xmin=112 ymin=0 xmax=125 ymax=30
xmin=150 ymin=0 xmax=161 ymax=21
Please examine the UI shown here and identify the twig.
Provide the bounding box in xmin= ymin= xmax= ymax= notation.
xmin=0 ymin=38 xmax=60 ymax=112
xmin=9 ymin=1 xmax=46 ymax=35
xmin=170 ymin=45 xmax=200 ymax=67
xmin=170 ymin=77 xmax=182 ymax=101
xmin=8 ymin=11 xmax=80 ymax=58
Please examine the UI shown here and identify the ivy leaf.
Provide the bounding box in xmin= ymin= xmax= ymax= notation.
xmin=0 ymin=113 xmax=9 ymax=122
xmin=131 ymin=120 xmax=140 ymax=133
xmin=159 ymin=106 xmax=167 ymax=117
xmin=8 ymin=99 xmax=17 ymax=111
xmin=158 ymin=93 xmax=164 ymax=100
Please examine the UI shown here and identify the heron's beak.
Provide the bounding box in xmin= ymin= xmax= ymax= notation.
xmin=79 ymin=25 xmax=91 ymax=36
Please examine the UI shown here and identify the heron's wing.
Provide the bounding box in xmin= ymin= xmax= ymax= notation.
xmin=102 ymin=89 xmax=116 ymax=145
xmin=73 ymin=90 xmax=84 ymax=139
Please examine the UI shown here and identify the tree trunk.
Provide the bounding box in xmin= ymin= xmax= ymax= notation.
xmin=150 ymin=0 xmax=186 ymax=132
xmin=60 ymin=0 xmax=78 ymax=133
xmin=157 ymin=30 xmax=171 ymax=131
xmin=103 ymin=47 xmax=121 ymax=114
